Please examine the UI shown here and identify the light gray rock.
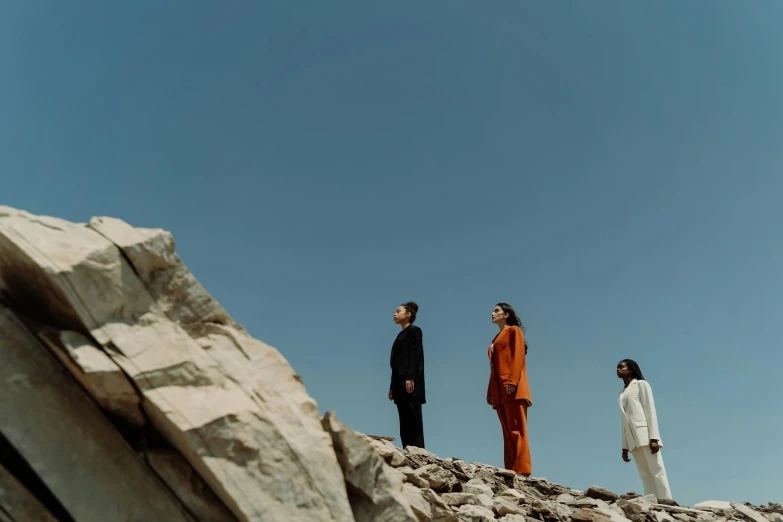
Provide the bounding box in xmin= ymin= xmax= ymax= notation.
xmin=618 ymin=500 xmax=649 ymax=522
xmin=404 ymin=483 xmax=433 ymax=522
xmin=572 ymin=498 xmax=611 ymax=509
xmin=457 ymin=504 xmax=497 ymax=522
xmin=323 ymin=412 xmax=417 ymax=522
xmin=499 ymin=488 xmax=526 ymax=502
xmin=765 ymin=514 xmax=783 ymax=522
xmin=475 ymin=494 xmax=495 ymax=509
xmin=452 ymin=460 xmax=476 ymax=480
xmin=421 ymin=489 xmax=459 ymax=522
xmin=653 ymin=510 xmax=677 ymax=522
xmin=0 ymin=207 xmax=356 ymax=522
xmin=572 ymin=508 xmax=613 ymax=522
xmin=732 ymin=503 xmax=771 ymax=522
xmin=695 ymin=502 xmax=733 ymax=512
xmin=414 ymin=464 xmax=459 ymax=492
xmin=368 ymin=438 xmax=410 ymax=467
xmin=0 ymin=306 xmax=192 ymax=522
xmin=441 ymin=493 xmax=477 ymax=507
xmin=400 ymin=467 xmax=432 ymax=489
xmin=655 ymin=505 xmax=711 ymax=516
xmin=145 ymin=449 xmax=238 ymax=522
xmin=530 ymin=499 xmax=570 ymax=521
xmin=494 ymin=497 xmax=526 ymax=516
xmin=499 ymin=515 xmax=528 ymax=522
xmin=35 ymin=326 xmax=145 ymax=427
xmin=557 ymin=493 xmax=577 ymax=504
xmin=464 ymin=479 xmax=494 ymax=498
xmin=0 ymin=461 xmax=58 ymax=522
xmin=595 ymin=505 xmax=634 ymax=522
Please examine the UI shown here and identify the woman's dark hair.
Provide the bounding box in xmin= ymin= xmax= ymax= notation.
xmin=496 ymin=302 xmax=528 ymax=353
xmin=619 ymin=359 xmax=645 ymax=381
xmin=401 ymin=301 xmax=418 ymax=324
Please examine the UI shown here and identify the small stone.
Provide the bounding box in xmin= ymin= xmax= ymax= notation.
xmin=587 ymin=486 xmax=620 ymax=503
xmin=441 ymin=493 xmax=477 ymax=507
xmin=595 ymin=506 xmax=634 ymax=522
xmin=414 ymin=464 xmax=459 ymax=492
xmin=618 ymin=501 xmax=648 ymax=522
xmin=400 ymin=467 xmax=431 ymax=488
xmin=464 ymin=479 xmax=494 ymax=498
xmin=658 ymin=499 xmax=681 ymax=507
xmin=494 ymin=497 xmax=526 ymax=516
xmin=557 ymin=494 xmax=577 ymax=504
xmin=421 ymin=488 xmax=458 ymax=522
xmin=572 ymin=498 xmax=609 ymax=509
xmin=695 ymin=502 xmax=733 ymax=513
xmin=452 ymin=460 xmax=476 ymax=480
xmin=499 ymin=515 xmax=528 ymax=522
xmin=654 ymin=510 xmax=677 ymax=522
xmin=654 ymin=505 xmax=709 ymax=516
xmin=620 ymin=493 xmax=642 ymax=500
xmin=500 ymin=488 xmax=527 ymax=502
xmin=766 ymin=515 xmax=783 ymax=522
xmin=530 ymin=499 xmax=564 ymax=522
xmin=475 ymin=494 xmax=494 ymax=509
xmin=457 ymin=504 xmax=497 ymax=522
xmin=732 ymin=503 xmax=771 ymax=522
xmin=572 ymin=508 xmax=613 ymax=522
xmin=403 ymin=483 xmax=433 ymax=522
xmin=390 ymin=450 xmax=410 ymax=467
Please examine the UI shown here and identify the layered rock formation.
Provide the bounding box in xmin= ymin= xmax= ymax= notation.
xmin=0 ymin=206 xmax=778 ymax=522
xmin=0 ymin=206 xmax=353 ymax=522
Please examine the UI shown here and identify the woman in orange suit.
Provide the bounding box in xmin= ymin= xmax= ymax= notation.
xmin=486 ymin=302 xmax=532 ymax=476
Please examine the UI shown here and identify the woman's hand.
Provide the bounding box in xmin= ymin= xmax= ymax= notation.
xmin=505 ymin=384 xmax=517 ymax=395
xmin=650 ymin=440 xmax=661 ymax=454
xmin=406 ymin=380 xmax=415 ymax=393
xmin=622 ymin=449 xmax=631 ymax=462
xmin=388 ymin=390 xmax=394 ymax=401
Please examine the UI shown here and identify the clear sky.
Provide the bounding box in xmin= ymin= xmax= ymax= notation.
xmin=2 ymin=1 xmax=781 ymax=507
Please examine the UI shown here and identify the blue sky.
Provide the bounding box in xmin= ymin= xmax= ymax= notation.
xmin=2 ymin=1 xmax=782 ymax=506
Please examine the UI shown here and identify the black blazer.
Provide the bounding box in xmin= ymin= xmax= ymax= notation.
xmin=389 ymin=325 xmax=426 ymax=403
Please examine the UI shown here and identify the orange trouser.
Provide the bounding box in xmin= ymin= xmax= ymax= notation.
xmin=496 ymin=400 xmax=531 ymax=475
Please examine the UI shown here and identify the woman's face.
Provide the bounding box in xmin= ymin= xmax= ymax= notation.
xmin=491 ymin=306 xmax=509 ymax=324
xmin=616 ymin=361 xmax=632 ymax=379
xmin=393 ymin=306 xmax=411 ymax=325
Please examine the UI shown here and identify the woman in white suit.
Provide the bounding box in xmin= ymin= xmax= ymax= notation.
xmin=617 ymin=359 xmax=673 ymax=500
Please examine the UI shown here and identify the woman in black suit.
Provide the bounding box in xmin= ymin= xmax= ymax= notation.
xmin=388 ymin=301 xmax=426 ymax=449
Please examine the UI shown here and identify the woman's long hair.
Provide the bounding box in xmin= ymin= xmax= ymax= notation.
xmin=496 ymin=302 xmax=528 ymax=353
xmin=619 ymin=359 xmax=645 ymax=381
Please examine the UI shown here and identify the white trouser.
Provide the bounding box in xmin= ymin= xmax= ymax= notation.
xmin=631 ymin=446 xmax=672 ymax=500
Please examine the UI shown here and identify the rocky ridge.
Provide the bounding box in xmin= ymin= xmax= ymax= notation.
xmin=326 ymin=417 xmax=782 ymax=522
xmin=0 ymin=206 xmax=777 ymax=522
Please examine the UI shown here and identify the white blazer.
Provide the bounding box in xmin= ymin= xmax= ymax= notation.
xmin=619 ymin=379 xmax=663 ymax=451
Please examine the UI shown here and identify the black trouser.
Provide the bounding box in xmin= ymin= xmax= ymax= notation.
xmin=395 ymin=398 xmax=425 ymax=449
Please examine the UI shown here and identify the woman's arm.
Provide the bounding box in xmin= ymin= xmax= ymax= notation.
xmin=638 ymin=381 xmax=662 ymax=442
xmin=507 ymin=327 xmax=525 ymax=387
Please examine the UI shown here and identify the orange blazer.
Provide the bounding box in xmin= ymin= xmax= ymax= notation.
xmin=487 ymin=325 xmax=532 ymax=408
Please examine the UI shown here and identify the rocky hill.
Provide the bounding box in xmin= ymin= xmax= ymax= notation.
xmin=0 ymin=206 xmax=778 ymax=522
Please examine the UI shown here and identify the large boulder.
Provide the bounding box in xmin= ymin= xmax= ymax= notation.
xmin=0 ymin=206 xmax=354 ymax=522
xmin=0 ymin=305 xmax=192 ymax=522
xmin=322 ymin=412 xmax=417 ymax=522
